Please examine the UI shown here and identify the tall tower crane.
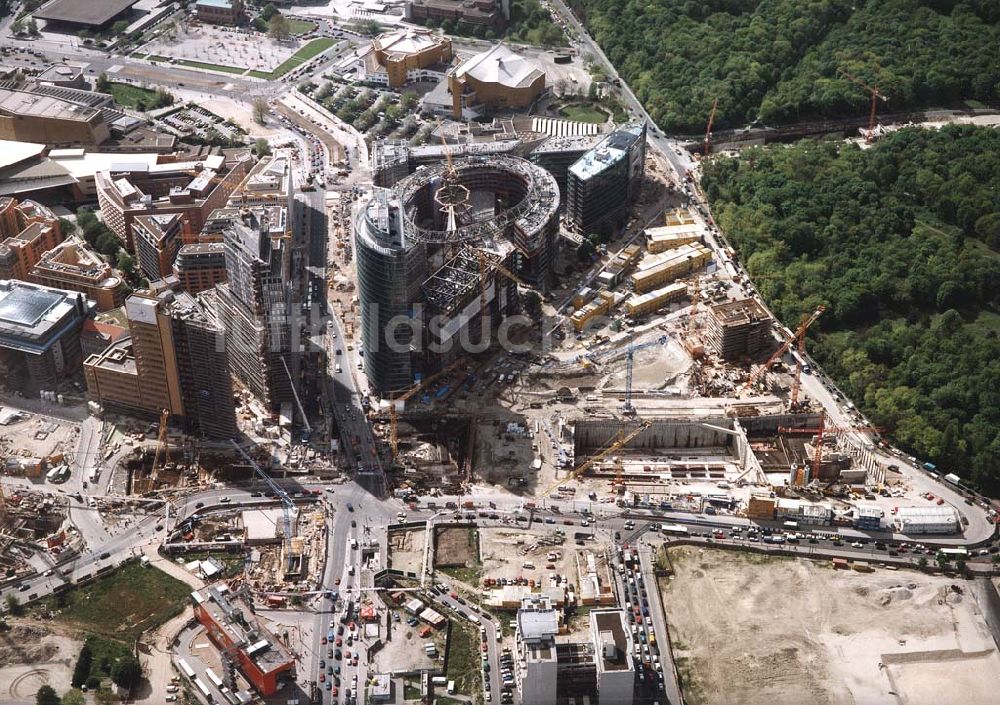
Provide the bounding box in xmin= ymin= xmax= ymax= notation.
xmin=622 ymin=336 xmax=668 ymax=415
xmin=778 ymin=417 xmax=884 ymax=483
xmin=703 ymin=97 xmax=719 ymax=156
xmin=434 ymin=119 xmax=470 ymax=231
xmin=541 ymin=420 xmax=652 ymax=497
xmin=741 ymin=305 xmax=825 ymax=395
xmin=839 ymin=69 xmax=889 ymax=143
xmin=230 ymin=441 xmax=296 ymax=572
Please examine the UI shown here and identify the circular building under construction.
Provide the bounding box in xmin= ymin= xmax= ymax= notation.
xmin=355 ymin=155 xmax=559 ymax=394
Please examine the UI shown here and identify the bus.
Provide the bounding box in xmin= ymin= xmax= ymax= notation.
xmin=205 ymin=668 xmax=224 ymax=689
xmin=193 ymin=678 xmax=212 ymax=701
xmin=178 ymin=659 xmax=195 ymax=679
xmin=939 ymin=547 xmax=968 ymax=558
xmin=660 ymin=524 xmax=689 ymax=536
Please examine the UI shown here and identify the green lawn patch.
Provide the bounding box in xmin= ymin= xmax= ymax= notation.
xmin=557 ymin=102 xmax=608 ymax=124
xmin=287 ymin=18 xmax=317 ymax=36
xmin=105 ymin=82 xmax=170 ymax=110
xmin=175 ymin=59 xmax=249 ymax=75
xmin=250 ymin=37 xmax=336 ymax=79
xmin=445 ymin=620 xmax=481 ymax=696
xmin=44 ymin=561 xmax=191 ymax=642
xmin=438 ymin=564 xmax=482 ymax=585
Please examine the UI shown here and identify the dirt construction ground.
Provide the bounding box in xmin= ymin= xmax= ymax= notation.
xmin=0 ymin=623 xmax=80 ymax=703
xmin=661 ymin=547 xmax=1000 ymax=705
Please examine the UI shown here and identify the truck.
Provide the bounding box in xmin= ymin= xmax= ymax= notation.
xmin=944 ymin=473 xmax=961 ymax=485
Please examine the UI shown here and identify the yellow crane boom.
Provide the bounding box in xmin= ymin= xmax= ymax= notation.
xmin=541 ymin=420 xmax=652 ymax=497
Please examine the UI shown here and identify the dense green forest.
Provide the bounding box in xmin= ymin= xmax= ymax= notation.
xmin=572 ymin=0 xmax=1000 ymax=133
xmin=701 ymin=125 xmax=1000 ymax=492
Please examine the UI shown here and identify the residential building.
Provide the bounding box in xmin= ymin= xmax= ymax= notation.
xmin=516 ymin=596 xmax=559 ymax=705
xmin=590 ymin=610 xmax=635 ymax=705
xmin=0 ymin=198 xmax=64 ymax=281
xmin=705 ymin=298 xmax=772 ymax=361
xmin=95 ymin=153 xmax=250 ymax=248
xmin=629 ymin=242 xmax=711 ymax=293
xmin=566 ymin=123 xmax=646 ymax=236
xmin=0 ymin=280 xmax=94 ymax=388
xmin=30 ymin=239 xmax=128 ymax=311
xmin=448 ymin=43 xmax=545 ymax=119
xmin=195 ymin=0 xmax=244 ymax=24
xmin=173 ymin=242 xmax=227 ymax=294
xmin=132 ymin=213 xmax=188 ymax=280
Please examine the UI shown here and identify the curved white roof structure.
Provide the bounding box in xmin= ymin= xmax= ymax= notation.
xmin=453 ymin=43 xmax=544 ymax=89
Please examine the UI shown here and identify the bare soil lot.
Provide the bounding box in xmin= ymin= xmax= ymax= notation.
xmin=434 ymin=526 xmax=477 ymax=569
xmin=660 ymin=547 xmax=1000 ymax=705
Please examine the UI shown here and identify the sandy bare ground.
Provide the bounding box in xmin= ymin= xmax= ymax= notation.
xmin=0 ymin=623 xmax=81 ymax=704
xmin=660 ymin=547 xmax=1000 ymax=705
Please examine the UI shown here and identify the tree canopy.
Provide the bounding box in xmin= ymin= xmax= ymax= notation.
xmin=701 ymin=125 xmax=1000 ymax=493
xmin=573 ymin=0 xmax=1000 ymax=133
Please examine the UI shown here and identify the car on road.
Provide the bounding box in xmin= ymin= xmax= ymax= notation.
xmin=219 ymin=496 xmax=231 ymax=503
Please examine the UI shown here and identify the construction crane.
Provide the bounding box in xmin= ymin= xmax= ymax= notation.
xmin=541 ymin=420 xmax=652 ymax=497
xmin=703 ymin=97 xmax=719 ymax=156
xmin=434 ymin=118 xmax=470 ymax=231
xmin=778 ymin=417 xmax=884 ymax=482
xmin=230 ymin=441 xmax=296 ymax=572
xmin=141 ymin=408 xmax=171 ymax=494
xmin=839 ymin=69 xmax=889 ymax=143
xmin=683 ymin=275 xmax=703 ymax=358
xmin=280 ymin=357 xmax=311 ymax=433
xmin=741 ymin=305 xmax=825 ymax=395
xmin=389 ymin=358 xmax=467 ymax=458
xmin=622 ymin=336 xmax=668 ymax=415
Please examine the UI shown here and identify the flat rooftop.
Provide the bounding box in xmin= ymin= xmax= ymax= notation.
xmin=0 ymin=89 xmax=99 ymax=121
xmin=591 ymin=609 xmax=632 ymax=672
xmin=33 ymin=0 xmax=138 ymax=26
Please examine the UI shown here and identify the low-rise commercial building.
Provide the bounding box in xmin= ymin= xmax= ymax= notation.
xmin=624 ymin=281 xmax=687 ymax=317
xmin=0 ymin=280 xmax=94 ymax=388
xmin=195 ymin=0 xmax=244 ymax=24
xmin=30 ymin=239 xmax=127 ymax=312
xmin=894 ymin=506 xmax=959 ymax=535
xmin=192 ymin=583 xmax=296 ymax=696
xmin=0 ymin=87 xmax=110 ymax=146
xmin=630 ymin=242 xmax=711 ymax=293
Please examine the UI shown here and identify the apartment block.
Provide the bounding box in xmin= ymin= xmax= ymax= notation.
xmin=30 ymin=239 xmax=128 ymax=312
xmin=0 ymin=198 xmax=64 ymax=281
xmin=173 ymin=242 xmax=227 ymax=294
xmin=132 ymin=213 xmax=188 ymax=281
xmin=705 ymin=298 xmax=772 ymax=361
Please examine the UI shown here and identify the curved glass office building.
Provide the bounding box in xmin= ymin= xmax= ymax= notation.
xmin=354 ymin=188 xmax=427 ymax=393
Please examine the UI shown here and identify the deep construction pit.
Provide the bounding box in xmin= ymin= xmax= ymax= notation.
xmin=390 ymin=414 xmax=472 ymax=491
